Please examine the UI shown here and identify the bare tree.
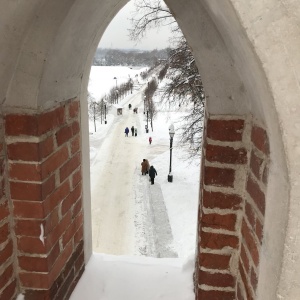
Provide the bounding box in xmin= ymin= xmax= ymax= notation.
xmin=129 ymin=0 xmax=205 ymax=157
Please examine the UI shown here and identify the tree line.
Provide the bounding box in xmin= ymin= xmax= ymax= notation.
xmin=93 ymin=48 xmax=169 ymax=67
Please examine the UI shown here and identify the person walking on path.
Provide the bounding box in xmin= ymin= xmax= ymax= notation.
xmin=141 ymin=159 xmax=149 ymax=175
xmin=149 ymin=165 xmax=157 ymax=185
xmin=131 ymin=126 xmax=134 ymax=136
xmin=135 ymin=128 xmax=137 ymax=137
xmin=145 ymin=159 xmax=150 ymax=174
xmin=149 ymin=137 xmax=152 ymax=145
xmin=125 ymin=127 xmax=129 ymax=137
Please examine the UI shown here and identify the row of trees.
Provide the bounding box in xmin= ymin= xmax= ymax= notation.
xmin=88 ymin=77 xmax=134 ymax=132
xmin=93 ymin=48 xmax=169 ymax=66
xmin=129 ymin=0 xmax=206 ymax=157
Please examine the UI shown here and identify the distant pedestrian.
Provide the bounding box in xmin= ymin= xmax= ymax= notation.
xmin=135 ymin=128 xmax=137 ymax=136
xmin=145 ymin=159 xmax=150 ymax=174
xmin=125 ymin=127 xmax=129 ymax=137
xmin=149 ymin=166 xmax=157 ymax=185
xmin=131 ymin=126 xmax=134 ymax=136
xmin=141 ymin=159 xmax=149 ymax=175
xmin=149 ymin=137 xmax=152 ymax=145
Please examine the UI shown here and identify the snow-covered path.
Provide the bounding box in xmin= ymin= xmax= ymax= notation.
xmin=91 ymin=91 xmax=147 ymax=255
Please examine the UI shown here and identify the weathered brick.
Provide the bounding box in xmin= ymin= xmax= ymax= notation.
xmin=5 ymin=114 xmax=38 ymax=136
xmin=72 ymin=168 xmax=82 ymax=188
xmin=0 ymin=223 xmax=9 ymax=244
xmin=38 ymin=106 xmax=65 ymax=135
xmin=13 ymin=200 xmax=44 ymax=219
xmin=41 ymin=146 xmax=69 ymax=179
xmin=0 ymin=240 xmax=13 ymax=265
xmin=44 ymin=180 xmax=70 ymax=214
xmin=237 ymin=282 xmax=245 ymax=300
xmin=62 ymin=222 xmax=76 ymax=248
xmin=74 ymin=225 xmax=83 ymax=246
xmin=18 ymin=256 xmax=48 ymax=272
xmin=15 ymin=219 xmax=43 ymax=237
xmin=56 ymin=125 xmax=72 ymax=146
xmin=239 ymin=260 xmax=254 ymax=300
xmin=10 ymin=181 xmax=41 ymax=201
xmin=251 ymin=267 xmax=258 ymax=291
xmin=69 ymin=101 xmax=80 ymax=119
xmin=62 ymin=183 xmax=82 ymax=216
xmin=207 ymin=119 xmax=244 ymax=142
xmin=17 ymin=236 xmax=47 ymax=255
xmin=60 ymin=152 xmax=81 ymax=183
xmin=0 ymin=279 xmax=17 ymax=300
xmin=255 ymin=218 xmax=263 ymax=244
xmin=240 ymin=243 xmax=250 ymax=273
xmin=241 ymin=219 xmax=259 ymax=266
xmin=19 ymin=272 xmax=50 ymax=289
xmin=49 ymin=241 xmax=73 ymax=284
xmin=204 ymin=166 xmax=235 ymax=187
xmin=200 ymin=231 xmax=239 ymax=250
xmin=197 ymin=288 xmax=235 ymax=300
xmin=250 ymin=150 xmax=263 ymax=180
xmin=9 ymin=162 xmax=41 ymax=181
xmin=47 ymin=211 xmax=72 ymax=248
xmin=245 ymin=202 xmax=255 ymax=228
xmin=198 ymin=269 xmax=235 ymax=288
xmin=0 ymin=200 xmax=9 ymax=220
xmin=7 ymin=142 xmax=39 ymax=161
xmin=0 ymin=264 xmax=13 ymax=291
xmin=71 ymin=121 xmax=80 ymax=136
xmin=251 ymin=125 xmax=269 ymax=155
xmin=201 ymin=213 xmax=237 ymax=231
xmin=72 ymin=198 xmax=82 ymax=219
xmin=246 ymin=176 xmax=265 ymax=215
xmin=206 ymin=144 xmax=247 ymax=164
xmin=71 ymin=136 xmax=80 ymax=155
xmin=39 ymin=135 xmax=54 ymax=159
xmin=199 ymin=252 xmax=231 ymax=270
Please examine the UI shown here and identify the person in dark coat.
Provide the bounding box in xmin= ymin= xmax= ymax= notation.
xmin=125 ymin=127 xmax=129 ymax=137
xmin=131 ymin=126 xmax=134 ymax=136
xmin=135 ymin=128 xmax=137 ymax=136
xmin=148 ymin=165 xmax=157 ymax=185
xmin=149 ymin=137 xmax=152 ymax=145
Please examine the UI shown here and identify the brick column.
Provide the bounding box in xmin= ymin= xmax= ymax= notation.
xmin=5 ymin=99 xmax=85 ymax=299
xmin=195 ymin=115 xmax=269 ymax=300
xmin=237 ymin=124 xmax=269 ymax=299
xmin=0 ymin=115 xmax=18 ymax=300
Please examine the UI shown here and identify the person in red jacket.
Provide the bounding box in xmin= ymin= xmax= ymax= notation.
xmin=149 ymin=137 xmax=152 ymax=145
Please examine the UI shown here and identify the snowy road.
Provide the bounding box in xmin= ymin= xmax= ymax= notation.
xmin=91 ymin=89 xmax=148 ymax=255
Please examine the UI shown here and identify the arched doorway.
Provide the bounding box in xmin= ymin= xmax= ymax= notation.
xmin=1 ymin=0 xmax=299 ymax=299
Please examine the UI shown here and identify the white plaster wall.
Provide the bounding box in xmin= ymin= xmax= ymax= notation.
xmin=0 ymin=0 xmax=299 ymax=298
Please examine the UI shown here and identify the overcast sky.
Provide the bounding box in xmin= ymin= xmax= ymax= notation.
xmin=98 ymin=1 xmax=173 ymax=50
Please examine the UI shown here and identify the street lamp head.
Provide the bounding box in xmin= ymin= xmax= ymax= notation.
xmin=169 ymin=124 xmax=175 ymax=138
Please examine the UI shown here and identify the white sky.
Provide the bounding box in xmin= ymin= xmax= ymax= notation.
xmin=99 ymin=1 xmax=173 ymax=50
xmin=69 ymin=66 xmax=200 ymax=299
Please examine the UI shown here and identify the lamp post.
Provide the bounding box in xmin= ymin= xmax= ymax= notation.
xmin=113 ymin=77 xmax=117 ymax=88
xmin=144 ymin=95 xmax=146 ymax=114
xmin=104 ymin=103 xmax=107 ymax=124
xmin=168 ymin=124 xmax=175 ymax=182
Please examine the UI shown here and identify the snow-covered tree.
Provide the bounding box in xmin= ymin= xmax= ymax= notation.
xmin=129 ymin=0 xmax=205 ymax=156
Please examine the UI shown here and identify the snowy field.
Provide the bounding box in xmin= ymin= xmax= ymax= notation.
xmin=70 ymin=66 xmax=200 ymax=300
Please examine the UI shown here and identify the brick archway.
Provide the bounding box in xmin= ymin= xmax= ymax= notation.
xmin=0 ymin=0 xmax=299 ymax=299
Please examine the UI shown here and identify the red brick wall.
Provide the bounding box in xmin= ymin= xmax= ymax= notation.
xmin=195 ymin=116 xmax=269 ymax=300
xmin=237 ymin=125 xmax=269 ymax=299
xmin=4 ymin=99 xmax=84 ymax=299
xmin=0 ymin=115 xmax=18 ymax=300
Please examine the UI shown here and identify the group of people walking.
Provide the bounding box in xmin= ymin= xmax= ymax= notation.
xmin=141 ymin=158 xmax=157 ymax=185
xmin=125 ymin=126 xmax=137 ymax=137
